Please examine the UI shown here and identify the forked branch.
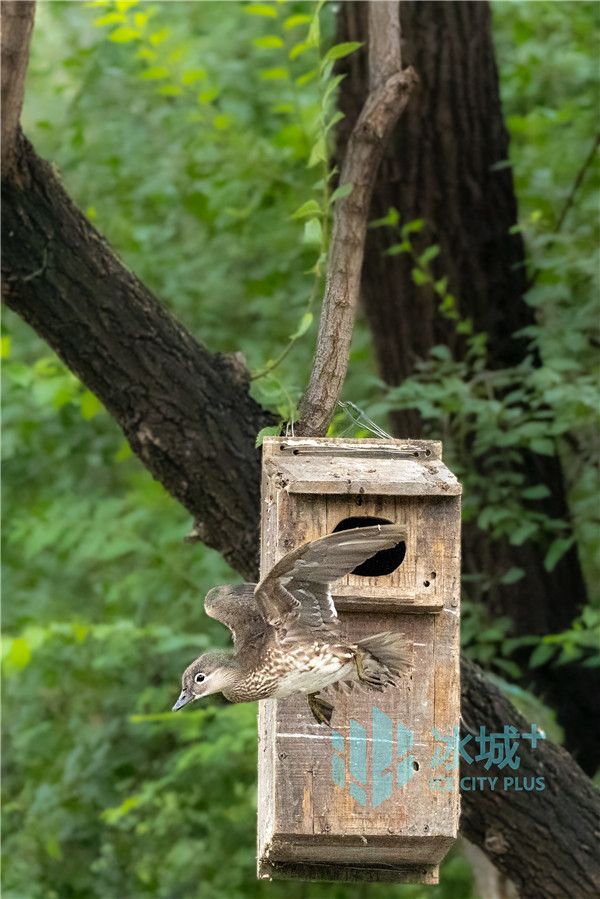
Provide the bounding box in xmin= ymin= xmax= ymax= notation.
xmin=297 ymin=1 xmax=416 ymax=435
xmin=1 ymin=1 xmax=36 ymax=174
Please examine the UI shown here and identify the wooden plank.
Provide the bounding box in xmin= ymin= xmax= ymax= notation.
xmin=268 ymin=436 xmax=442 ymax=461
xmin=259 ymin=858 xmax=441 ymax=884
xmin=332 ymin=587 xmax=444 ymax=614
xmin=265 ymin=456 xmax=461 ymax=497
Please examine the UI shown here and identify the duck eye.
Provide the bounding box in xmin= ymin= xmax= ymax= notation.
xmin=194 ymin=672 xmax=205 ymax=684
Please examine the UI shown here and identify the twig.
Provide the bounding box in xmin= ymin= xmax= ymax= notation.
xmin=526 ymin=130 xmax=600 ymax=290
xmin=554 ymin=130 xmax=600 ymax=234
xmin=1 ymin=1 xmax=36 ymax=174
xmin=296 ymin=1 xmax=417 ymax=436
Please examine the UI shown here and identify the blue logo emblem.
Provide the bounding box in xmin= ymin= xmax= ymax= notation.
xmin=331 ymin=706 xmax=416 ymax=807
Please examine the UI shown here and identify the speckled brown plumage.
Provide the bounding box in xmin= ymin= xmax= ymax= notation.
xmin=173 ymin=525 xmax=412 ymax=724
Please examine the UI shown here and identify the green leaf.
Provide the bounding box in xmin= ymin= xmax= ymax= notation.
xmin=181 ymin=68 xmax=207 ymax=85
xmin=283 ymin=14 xmax=311 ymax=29
xmin=401 ymin=218 xmax=425 ymax=237
xmin=308 ymin=135 xmax=326 ymax=167
xmin=141 ymin=65 xmax=169 ymax=80
xmin=323 ymin=41 xmax=363 ymax=64
xmin=329 ymin=182 xmax=353 ymax=203
xmin=0 ymin=335 xmax=11 ymax=359
xmin=303 ymin=217 xmax=323 ymax=245
xmin=259 ymin=67 xmax=289 ymax=81
xmin=322 ymin=73 xmax=345 ymax=106
xmin=136 ymin=47 xmax=157 ymax=61
xmin=158 ymin=85 xmax=183 ymax=97
xmin=522 ymin=484 xmax=551 ymax=500
xmin=245 ymin=3 xmax=277 ymax=17
xmin=255 ymin=425 xmax=281 ymax=448
xmin=109 ymin=25 xmax=140 ymax=43
xmin=289 ymin=41 xmax=311 ymax=61
xmin=370 ymin=207 xmax=400 ymax=228
xmin=386 ymin=241 xmax=411 ymax=255
xmin=296 ymin=69 xmax=318 ymax=87
xmin=253 ymin=35 xmax=284 ymax=49
xmin=291 ymin=199 xmax=322 ymax=220
xmin=4 ymin=637 xmax=32 ymax=672
xmin=500 ymin=566 xmax=526 ymax=585
xmin=544 ymin=537 xmax=575 ymax=572
xmin=198 ymin=87 xmax=219 ymax=104
xmin=494 ymin=658 xmax=522 ymax=679
xmin=149 ymin=27 xmax=170 ymax=45
xmin=530 ymin=437 xmax=555 ymax=455
xmin=325 ymin=110 xmax=345 ymax=133
xmin=290 ymin=312 xmax=313 ymax=340
xmin=429 ymin=345 xmax=452 ymax=361
xmin=434 ymin=277 xmax=448 ymax=296
xmin=411 ymin=268 xmax=430 ymax=286
xmin=80 ymin=390 xmax=103 ymax=420
xmin=456 ymin=318 xmax=473 ymax=336
xmin=419 ymin=244 xmax=440 ymax=266
xmin=529 ymin=642 xmax=555 ymax=668
xmin=509 ymin=521 xmax=538 ymax=545
xmin=94 ymin=12 xmax=126 ymax=26
xmin=114 ymin=441 xmax=133 ymax=462
xmin=44 ymin=835 xmax=63 ymax=861
xmin=307 ymin=9 xmax=320 ymax=48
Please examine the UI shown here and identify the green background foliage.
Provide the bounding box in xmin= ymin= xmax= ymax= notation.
xmin=2 ymin=2 xmax=598 ymax=897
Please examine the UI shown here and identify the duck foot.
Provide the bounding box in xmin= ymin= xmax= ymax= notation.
xmin=308 ymin=692 xmax=334 ymax=726
xmin=355 ymin=648 xmax=386 ymax=691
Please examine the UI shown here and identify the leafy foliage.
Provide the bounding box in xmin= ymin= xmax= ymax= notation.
xmin=365 ymin=1 xmax=600 ymax=675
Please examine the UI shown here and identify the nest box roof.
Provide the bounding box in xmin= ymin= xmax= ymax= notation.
xmin=263 ymin=438 xmax=462 ymax=497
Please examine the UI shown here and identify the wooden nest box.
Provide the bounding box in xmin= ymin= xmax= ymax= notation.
xmin=258 ymin=437 xmax=461 ymax=884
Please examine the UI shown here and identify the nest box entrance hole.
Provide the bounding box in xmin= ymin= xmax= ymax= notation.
xmin=332 ymin=515 xmax=406 ymax=576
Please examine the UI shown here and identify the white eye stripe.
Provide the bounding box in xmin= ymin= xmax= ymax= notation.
xmin=194 ymin=672 xmax=206 ymax=684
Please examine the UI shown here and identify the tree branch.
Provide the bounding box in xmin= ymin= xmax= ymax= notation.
xmin=460 ymin=657 xmax=600 ymax=899
xmin=554 ymin=130 xmax=600 ymax=233
xmin=1 ymin=0 xmax=35 ymax=175
xmin=297 ymin=2 xmax=416 ymax=435
xmin=2 ymin=136 xmax=275 ymax=578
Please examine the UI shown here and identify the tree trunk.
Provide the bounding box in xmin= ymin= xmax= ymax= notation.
xmin=2 ymin=133 xmax=274 ymax=580
xmin=461 ymin=657 xmax=600 ymax=899
xmin=335 ymin=0 xmax=598 ymax=773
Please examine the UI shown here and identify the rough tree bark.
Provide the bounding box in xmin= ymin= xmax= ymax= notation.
xmin=461 ymin=657 xmax=600 ymax=899
xmin=2 ymin=4 xmax=599 ymax=896
xmin=1 ymin=1 xmax=35 ymax=174
xmin=335 ymin=0 xmax=599 ymax=773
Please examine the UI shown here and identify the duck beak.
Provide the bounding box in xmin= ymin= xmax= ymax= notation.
xmin=172 ymin=690 xmax=193 ymax=711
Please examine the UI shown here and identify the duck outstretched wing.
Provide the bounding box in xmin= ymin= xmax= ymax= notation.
xmin=254 ymin=525 xmax=406 ymax=634
xmin=204 ymin=584 xmax=267 ymax=647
